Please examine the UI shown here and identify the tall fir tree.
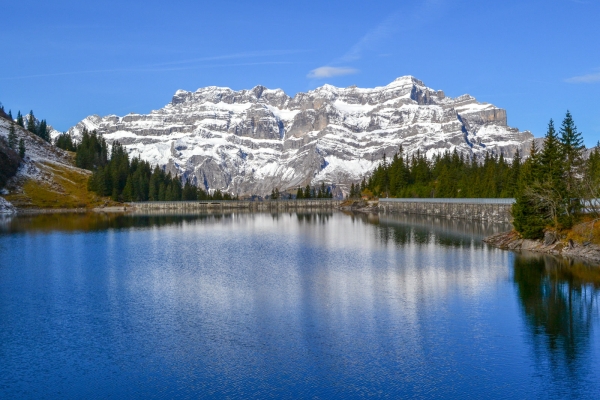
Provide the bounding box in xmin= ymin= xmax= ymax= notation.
xmin=558 ymin=111 xmax=584 ymax=226
xmin=559 ymin=111 xmax=584 ymax=191
xmin=7 ymin=123 xmax=17 ymax=149
xmin=16 ymin=111 xmax=24 ymax=127
xmin=536 ymin=119 xmax=568 ymax=227
xmin=26 ymin=111 xmax=36 ymax=134
xmin=37 ymin=119 xmax=49 ymax=142
xmin=512 ymin=140 xmax=546 ymax=239
xmin=18 ymin=139 xmax=25 ymax=158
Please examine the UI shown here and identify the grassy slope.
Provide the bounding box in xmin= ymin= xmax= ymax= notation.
xmin=4 ymin=157 xmax=109 ymax=209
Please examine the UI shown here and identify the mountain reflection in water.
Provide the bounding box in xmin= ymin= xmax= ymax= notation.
xmin=1 ymin=211 xmax=599 ymax=398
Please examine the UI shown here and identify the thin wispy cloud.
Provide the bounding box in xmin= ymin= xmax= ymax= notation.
xmin=307 ymin=66 xmax=358 ymax=78
xmin=566 ymin=71 xmax=600 ymax=83
xmin=308 ymin=0 xmax=446 ymax=80
xmin=340 ymin=13 xmax=401 ymax=62
xmin=0 ymin=61 xmax=294 ymax=80
xmin=0 ymin=49 xmax=303 ymax=80
xmin=151 ymin=49 xmax=308 ymax=68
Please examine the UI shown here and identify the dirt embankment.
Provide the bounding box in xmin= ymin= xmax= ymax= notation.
xmin=484 ymin=230 xmax=600 ymax=264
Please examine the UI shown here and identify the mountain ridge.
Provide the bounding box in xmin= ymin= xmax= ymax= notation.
xmin=64 ymin=76 xmax=534 ymax=196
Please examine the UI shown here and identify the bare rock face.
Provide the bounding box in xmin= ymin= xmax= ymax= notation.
xmin=64 ymin=76 xmax=534 ymax=196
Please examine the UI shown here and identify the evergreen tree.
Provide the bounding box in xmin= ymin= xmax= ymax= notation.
xmin=537 ymin=119 xmax=568 ymax=227
xmin=296 ymin=187 xmax=303 ymax=199
xmin=16 ymin=111 xmax=24 ymax=127
xmin=76 ymin=129 xmax=108 ymax=170
xmin=18 ymin=139 xmax=25 ymax=158
xmin=503 ymin=149 xmax=521 ymax=197
xmin=158 ymin=182 xmax=166 ymax=201
xmin=540 ymin=120 xmax=562 ymax=181
xmin=122 ymin=176 xmax=133 ymax=201
xmin=559 ymin=111 xmax=584 ymax=225
xmin=37 ymin=119 xmax=49 ymax=142
xmin=182 ymin=178 xmax=198 ymax=200
xmin=7 ymin=123 xmax=17 ymax=149
xmin=512 ymin=140 xmax=546 ymax=239
xmin=26 ymin=111 xmax=36 ymax=134
xmin=54 ymin=132 xmax=77 ymax=151
xmin=271 ymin=187 xmax=280 ymax=199
xmin=585 ymin=144 xmax=600 ymax=214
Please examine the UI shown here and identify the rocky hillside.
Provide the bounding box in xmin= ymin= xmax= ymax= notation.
xmin=66 ymin=76 xmax=534 ymax=196
xmin=0 ymin=117 xmax=100 ymax=210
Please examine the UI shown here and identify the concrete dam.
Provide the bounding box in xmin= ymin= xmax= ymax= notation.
xmin=129 ymin=198 xmax=514 ymax=223
xmin=378 ymin=198 xmax=514 ymax=223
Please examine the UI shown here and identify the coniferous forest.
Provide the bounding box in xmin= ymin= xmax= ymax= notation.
xmin=4 ymin=100 xmax=600 ymax=242
xmin=70 ymin=128 xmax=331 ymax=202
xmin=356 ymin=147 xmax=521 ymax=199
xmin=359 ymin=111 xmax=600 ymax=239
xmin=73 ymin=129 xmax=235 ymax=202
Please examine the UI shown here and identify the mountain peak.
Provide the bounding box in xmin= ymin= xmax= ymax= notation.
xmin=68 ymin=77 xmax=533 ymax=196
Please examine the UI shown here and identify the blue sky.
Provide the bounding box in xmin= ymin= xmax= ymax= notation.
xmin=1 ymin=0 xmax=599 ymax=145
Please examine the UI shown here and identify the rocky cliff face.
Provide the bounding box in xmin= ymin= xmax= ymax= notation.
xmin=66 ymin=76 xmax=533 ymax=196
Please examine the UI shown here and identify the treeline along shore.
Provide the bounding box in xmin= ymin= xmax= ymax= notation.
xmin=3 ymin=102 xmax=600 ymax=265
xmin=354 ymin=112 xmax=600 ymax=263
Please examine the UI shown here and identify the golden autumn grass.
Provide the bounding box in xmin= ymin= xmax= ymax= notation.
xmin=4 ymin=161 xmax=113 ymax=209
xmin=566 ymin=215 xmax=600 ymax=246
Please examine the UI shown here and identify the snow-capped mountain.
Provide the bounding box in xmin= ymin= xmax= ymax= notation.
xmin=66 ymin=76 xmax=533 ymax=196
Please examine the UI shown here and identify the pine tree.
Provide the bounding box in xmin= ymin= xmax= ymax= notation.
xmin=558 ymin=111 xmax=584 ymax=224
xmin=505 ymin=149 xmax=521 ymax=197
xmin=296 ymin=187 xmax=303 ymax=199
xmin=8 ymin=123 xmax=17 ymax=149
xmin=560 ymin=111 xmax=584 ymax=164
xmin=16 ymin=111 xmax=24 ymax=127
xmin=54 ymin=132 xmax=76 ymax=151
xmin=512 ymin=140 xmax=546 ymax=239
xmin=122 ymin=175 xmax=133 ymax=201
xmin=37 ymin=119 xmax=49 ymax=142
xmin=540 ymin=120 xmax=562 ymax=180
xmin=18 ymin=139 xmax=25 ymax=158
xmin=26 ymin=111 xmax=36 ymax=134
xmin=304 ymin=184 xmax=311 ymax=199
xmin=536 ymin=119 xmax=568 ymax=227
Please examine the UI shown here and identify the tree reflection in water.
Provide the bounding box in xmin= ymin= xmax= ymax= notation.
xmin=513 ymin=252 xmax=600 ymax=378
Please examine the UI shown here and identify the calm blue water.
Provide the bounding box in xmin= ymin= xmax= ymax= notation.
xmin=1 ymin=212 xmax=599 ymax=399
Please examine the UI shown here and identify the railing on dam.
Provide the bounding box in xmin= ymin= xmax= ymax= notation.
xmin=379 ymin=198 xmax=514 ymax=223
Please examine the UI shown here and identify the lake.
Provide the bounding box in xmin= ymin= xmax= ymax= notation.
xmin=1 ymin=211 xmax=599 ymax=399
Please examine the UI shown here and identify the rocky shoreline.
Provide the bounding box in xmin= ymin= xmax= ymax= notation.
xmin=484 ymin=230 xmax=600 ymax=265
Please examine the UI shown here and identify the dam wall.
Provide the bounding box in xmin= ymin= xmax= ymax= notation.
xmin=129 ymin=199 xmax=343 ymax=212
xmin=379 ymin=198 xmax=514 ymax=223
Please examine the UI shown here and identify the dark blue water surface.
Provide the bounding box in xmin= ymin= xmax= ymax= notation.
xmin=1 ymin=212 xmax=600 ymax=399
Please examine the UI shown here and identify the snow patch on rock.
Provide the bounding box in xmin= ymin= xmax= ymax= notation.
xmin=67 ymin=76 xmax=535 ymax=196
